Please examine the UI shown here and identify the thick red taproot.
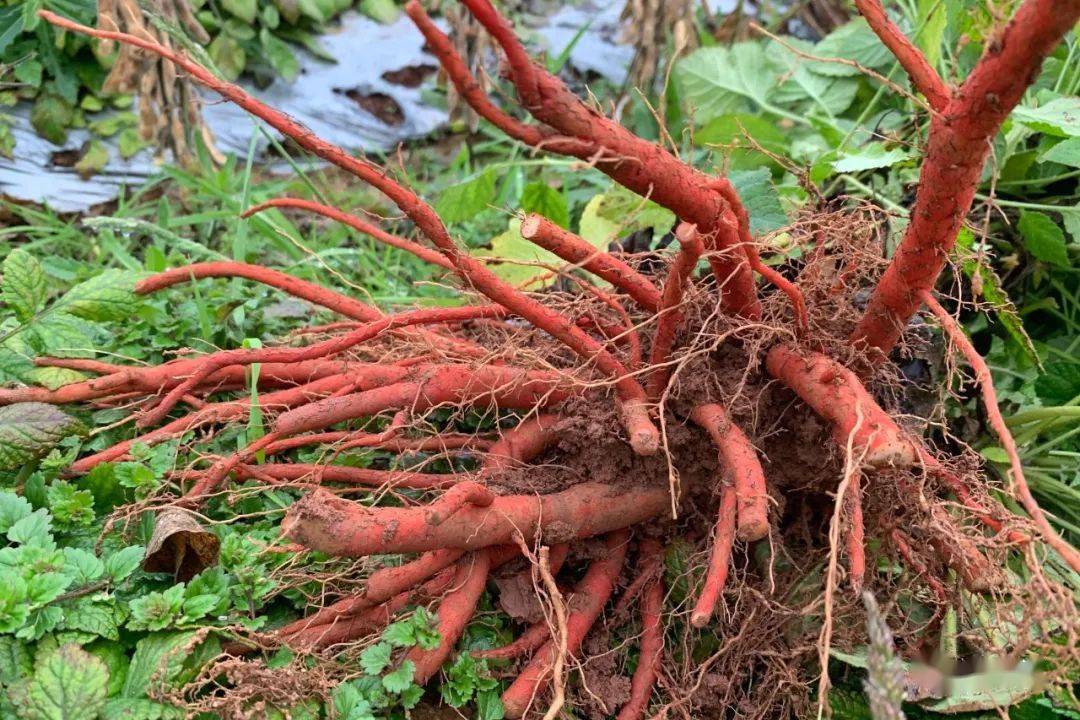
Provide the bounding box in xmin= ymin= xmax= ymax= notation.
xmin=282 ymin=483 xmax=668 ymax=557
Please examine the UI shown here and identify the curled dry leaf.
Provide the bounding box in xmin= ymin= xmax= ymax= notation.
xmin=143 ymin=507 xmax=220 ymax=581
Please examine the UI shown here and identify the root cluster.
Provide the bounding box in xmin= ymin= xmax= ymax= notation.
xmin=19 ymin=1 xmax=1080 ymax=716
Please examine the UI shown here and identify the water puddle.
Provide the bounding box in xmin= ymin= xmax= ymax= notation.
xmin=0 ymin=0 xmax=703 ymax=212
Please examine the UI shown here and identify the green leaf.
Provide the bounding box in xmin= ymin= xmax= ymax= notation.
xmin=23 ymin=367 xmax=87 ymax=391
xmin=1012 ymin=97 xmax=1080 ymax=137
xmin=920 ymin=665 xmax=1040 ymax=713
xmin=359 ymin=0 xmax=398 ymax=23
xmin=208 ymin=35 xmax=247 ymax=81
xmin=832 ymin=143 xmax=913 ymax=173
xmin=122 ymin=632 xmax=195 ymax=698
xmin=104 ymin=545 xmax=144 ymax=583
xmin=9 ymin=643 xmax=108 ymax=720
xmin=30 ymin=93 xmax=75 ymax=146
xmin=31 ymin=313 xmax=97 ymax=359
xmin=0 ymin=635 xmax=33 ymax=685
xmin=768 ymin=40 xmax=857 ymax=116
xmin=1017 ymin=211 xmax=1069 ymax=267
xmin=0 ymin=571 xmax=30 ymax=632
xmin=56 ymin=270 xmax=138 ymax=322
xmin=74 ymin=141 xmax=110 ymax=180
xmin=117 ymin=129 xmax=149 ymax=160
xmin=26 ymin=573 xmax=70 ymax=605
xmin=1034 ymin=363 xmax=1080 ymax=405
xmin=62 ymin=548 xmax=105 ymax=585
xmin=729 ymin=168 xmax=787 ymax=235
xmin=477 ymin=219 xmax=569 ymax=290
xmin=381 ymin=660 xmax=415 ymax=694
xmin=359 ymin=641 xmax=392 ymax=675
xmin=382 ymin=619 xmax=418 ymax=648
xmin=811 ymin=18 xmax=894 ymax=76
xmin=47 ymin=481 xmax=95 ymax=527
xmin=0 ymin=491 xmax=33 ymax=534
xmin=955 ymin=229 xmax=1038 ymax=365
xmin=435 ymin=171 xmax=497 ymax=223
xmin=676 ymin=43 xmax=780 ymax=122
xmin=2 ymin=249 xmax=47 ymax=323
xmin=915 ymin=0 xmax=947 ymax=68
xmin=259 ymin=29 xmax=299 ymax=81
xmin=476 ymin=689 xmax=505 ymax=720
xmin=0 ymin=403 xmax=82 ymax=471
xmin=63 ymin=602 xmax=121 ymax=641
xmin=101 ymin=698 xmax=183 ymax=720
xmin=221 ymin=0 xmax=257 ymax=23
xmin=8 ymin=509 xmax=53 ymax=546
xmin=1038 ymin=137 xmax=1080 ymax=167
xmin=520 ymin=182 xmax=569 ymax=229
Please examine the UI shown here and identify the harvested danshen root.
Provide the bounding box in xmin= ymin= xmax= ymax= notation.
xmin=24 ymin=0 xmax=1080 ymax=715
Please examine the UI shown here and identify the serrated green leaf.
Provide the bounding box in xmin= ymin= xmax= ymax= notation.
xmin=476 ymin=689 xmax=505 ymax=720
xmin=0 ymin=635 xmax=33 ymax=685
xmin=436 ymin=171 xmax=497 ymax=223
xmin=768 ymin=40 xmax=857 ymax=116
xmin=63 ymin=602 xmax=120 ymax=641
xmin=359 ymin=641 xmax=392 ymax=675
xmin=677 ymin=43 xmax=780 ymax=122
xmin=10 ymin=643 xmax=108 ymax=720
xmin=382 ymin=619 xmax=417 ymax=648
xmin=8 ymin=509 xmax=52 ymax=546
xmin=520 ymin=182 xmax=569 ymax=229
xmin=26 ymin=573 xmax=70 ymax=605
xmin=1017 ymin=211 xmax=1069 ymax=267
xmin=381 ymin=660 xmax=415 ymax=694
xmin=0 ymin=403 xmax=82 ymax=471
xmin=101 ymin=698 xmax=183 ymax=720
xmin=2 ymin=249 xmax=47 ymax=322
xmin=104 ymin=545 xmax=144 ymax=583
xmin=122 ymin=632 xmax=195 ymax=698
xmin=56 ymin=271 xmax=138 ymax=322
xmin=0 ymin=490 xmax=33 ymax=534
xmin=62 ymin=548 xmax=105 ymax=585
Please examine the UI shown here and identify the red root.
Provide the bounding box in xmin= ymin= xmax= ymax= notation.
xmin=766 ymin=344 xmax=919 ymax=468
xmin=852 ymin=0 xmax=1080 ymax=355
xmin=845 ymin=475 xmax=866 ymax=594
xmin=501 ymin=530 xmax=630 ymax=718
xmin=922 ymin=292 xmax=1080 ymax=574
xmin=691 ymin=403 xmax=769 ymax=541
xmin=282 ymin=482 xmax=668 ymax=557
xmin=136 ymin=261 xmax=382 ymax=321
xmin=137 ymin=305 xmax=507 ymax=428
xmin=406 ymin=549 xmax=492 ymax=684
xmin=616 ymin=539 xmax=665 ymax=720
xmin=690 ymin=485 xmax=737 ymax=628
xmin=519 ymin=214 xmax=662 ymax=311
xmin=646 ymin=223 xmax=704 ymax=401
xmin=242 ymin=198 xmax=454 ymax=270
